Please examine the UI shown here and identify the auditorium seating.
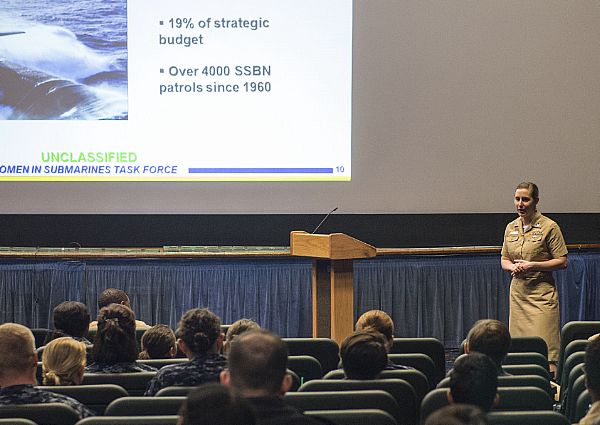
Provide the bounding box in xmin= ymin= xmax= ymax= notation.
xmin=508 ymin=336 xmax=548 ymax=358
xmin=305 ymin=409 xmax=398 ymax=425
xmin=136 ymin=358 xmax=187 ymax=369
xmin=76 ymin=418 xmax=179 ymax=425
xmin=288 ymin=355 xmax=323 ymax=383
xmin=283 ymin=338 xmax=340 ymax=373
xmin=37 ymin=384 xmax=128 ymax=415
xmin=0 ymin=419 xmax=37 ymax=425
xmin=573 ymin=389 xmax=591 ymax=424
xmin=299 ymin=379 xmax=417 ymax=424
xmin=486 ymin=411 xmax=570 ymax=425
xmin=0 ymin=403 xmax=80 ymax=425
xmin=390 ymin=338 xmax=445 ymax=387
xmin=437 ymin=374 xmax=552 ymax=396
xmin=104 ymin=397 xmax=185 ymax=416
xmin=387 ymin=353 xmax=436 ymax=390
xmin=82 ymin=372 xmax=156 ymax=396
xmin=503 ymin=352 xmax=549 ymax=370
xmin=30 ymin=328 xmax=51 ymax=348
xmin=501 ymin=364 xmax=551 ymax=380
xmin=556 ymin=321 xmax=600 ymax=384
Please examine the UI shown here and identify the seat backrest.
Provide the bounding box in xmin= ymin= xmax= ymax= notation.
xmin=557 ymin=322 xmax=600 ymax=383
xmin=501 ymin=364 xmax=551 ymax=380
xmin=559 ymin=351 xmax=585 ymax=389
xmin=565 ymin=374 xmax=587 ymax=422
xmin=556 ymin=339 xmax=590 ymax=386
xmin=299 ymin=379 xmax=417 ymax=424
xmin=104 ymin=396 xmax=185 ymax=416
xmin=390 ymin=338 xmax=445 ymax=387
xmin=283 ymin=338 xmax=340 ymax=373
xmin=388 ymin=353 xmax=436 ymax=390
xmin=503 ymin=352 xmax=549 ymax=369
xmin=136 ymin=359 xmax=188 ymax=370
xmin=508 ymin=337 xmax=548 ymax=358
xmin=30 ymin=328 xmax=52 ymax=348
xmin=559 ymin=363 xmax=584 ymax=412
xmin=494 ymin=386 xmax=553 ymax=411
xmin=487 ymin=411 xmax=570 ymax=425
xmin=288 ymin=355 xmax=323 ymax=383
xmin=37 ymin=384 xmax=128 ymax=415
xmin=82 ymin=372 xmax=156 ymax=396
xmin=155 ymin=386 xmax=196 ymax=396
xmin=304 ymin=409 xmax=398 ymax=425
xmin=420 ymin=388 xmax=450 ymax=423
xmin=438 ymin=374 xmax=552 ymax=396
xmin=0 ymin=419 xmax=37 ymax=425
xmin=284 ymin=390 xmax=403 ymax=425
xmin=573 ymin=389 xmax=591 ymax=425
xmin=0 ymin=403 xmax=80 ymax=425
xmin=75 ymin=416 xmax=180 ymax=425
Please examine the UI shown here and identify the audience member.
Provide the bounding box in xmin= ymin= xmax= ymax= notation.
xmin=177 ymin=383 xmax=256 ymax=425
xmin=579 ymin=336 xmax=600 ymax=425
xmin=86 ymin=303 xmax=156 ymax=373
xmin=340 ymin=331 xmax=388 ymax=379
xmin=49 ymin=301 xmax=92 ymax=345
xmin=221 ymin=330 xmax=322 ymax=425
xmin=424 ymin=404 xmax=489 ymax=425
xmin=139 ymin=324 xmax=176 ymax=359
xmin=223 ymin=318 xmax=261 ymax=356
xmin=0 ymin=323 xmax=94 ymax=419
xmin=145 ymin=308 xmax=227 ymax=396
xmin=464 ymin=319 xmax=511 ymax=376
xmin=42 ymin=337 xmax=86 ymax=385
xmin=448 ymin=352 xmax=499 ymax=412
xmin=89 ymin=288 xmax=150 ymax=330
xmin=355 ymin=309 xmax=412 ymax=370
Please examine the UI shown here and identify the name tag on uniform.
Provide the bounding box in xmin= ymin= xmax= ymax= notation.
xmin=507 ymin=231 xmax=519 ymax=242
xmin=531 ymin=230 xmax=543 ymax=241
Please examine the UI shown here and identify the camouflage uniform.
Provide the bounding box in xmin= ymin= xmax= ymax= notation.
xmin=0 ymin=384 xmax=94 ymax=419
xmin=86 ymin=361 xmax=157 ymax=373
xmin=144 ymin=353 xmax=227 ymax=396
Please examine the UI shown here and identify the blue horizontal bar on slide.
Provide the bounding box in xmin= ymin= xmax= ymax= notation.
xmin=188 ymin=168 xmax=334 ymax=173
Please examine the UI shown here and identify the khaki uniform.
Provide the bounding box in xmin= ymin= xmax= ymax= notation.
xmin=501 ymin=212 xmax=568 ymax=361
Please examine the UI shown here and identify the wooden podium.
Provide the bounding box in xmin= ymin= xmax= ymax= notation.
xmin=290 ymin=231 xmax=376 ymax=344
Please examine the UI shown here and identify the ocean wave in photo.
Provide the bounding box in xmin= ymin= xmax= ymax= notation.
xmin=0 ymin=0 xmax=127 ymax=120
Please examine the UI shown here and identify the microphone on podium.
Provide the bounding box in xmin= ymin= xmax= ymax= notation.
xmin=311 ymin=207 xmax=338 ymax=234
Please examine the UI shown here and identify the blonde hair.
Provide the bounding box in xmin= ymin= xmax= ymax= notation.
xmin=42 ymin=337 xmax=86 ymax=385
xmin=223 ymin=319 xmax=260 ymax=356
xmin=355 ymin=310 xmax=395 ymax=345
xmin=0 ymin=323 xmax=36 ymax=378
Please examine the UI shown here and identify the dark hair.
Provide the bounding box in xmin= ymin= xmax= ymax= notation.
xmin=515 ymin=182 xmax=539 ymax=199
xmin=223 ymin=319 xmax=260 ymax=356
xmin=175 ymin=308 xmax=221 ymax=356
xmin=425 ymin=404 xmax=489 ymax=425
xmin=466 ymin=319 xmax=511 ymax=369
xmin=585 ymin=336 xmax=600 ymax=396
xmin=52 ymin=301 xmax=90 ymax=340
xmin=139 ymin=324 xmax=176 ymax=359
xmin=92 ymin=303 xmax=137 ymax=363
xmin=178 ymin=383 xmax=256 ymax=425
xmin=340 ymin=331 xmax=388 ymax=379
xmin=449 ymin=353 xmax=498 ymax=412
xmin=98 ymin=288 xmax=129 ymax=309
xmin=228 ymin=330 xmax=288 ymax=394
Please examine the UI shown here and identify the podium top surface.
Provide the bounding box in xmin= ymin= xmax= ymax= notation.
xmin=290 ymin=231 xmax=376 ymax=260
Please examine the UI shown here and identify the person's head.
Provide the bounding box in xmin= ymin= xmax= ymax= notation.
xmin=52 ymin=301 xmax=91 ymax=340
xmin=449 ymin=352 xmax=499 ymax=412
xmin=0 ymin=323 xmax=37 ymax=384
xmin=355 ymin=310 xmax=394 ymax=351
xmin=177 ymin=383 xmax=256 ymax=425
xmin=465 ymin=319 xmax=511 ymax=370
xmin=424 ymin=404 xmax=489 ymax=425
xmin=175 ymin=308 xmax=223 ymax=358
xmin=340 ymin=331 xmax=388 ymax=380
xmin=514 ymin=182 xmax=539 ymax=221
xmin=223 ymin=319 xmax=260 ymax=356
xmin=42 ymin=337 xmax=86 ymax=385
xmin=92 ymin=303 xmax=138 ymax=364
xmin=139 ymin=324 xmax=176 ymax=359
xmin=98 ymin=288 xmax=131 ymax=309
xmin=221 ymin=330 xmax=290 ymax=397
xmin=585 ymin=336 xmax=600 ymax=401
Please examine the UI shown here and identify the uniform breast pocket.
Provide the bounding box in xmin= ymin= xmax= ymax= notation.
xmin=524 ymin=235 xmax=546 ymax=259
xmin=506 ymin=233 xmax=519 ymax=243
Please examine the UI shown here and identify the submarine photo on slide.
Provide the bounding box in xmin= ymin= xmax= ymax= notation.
xmin=0 ymin=0 xmax=128 ymax=120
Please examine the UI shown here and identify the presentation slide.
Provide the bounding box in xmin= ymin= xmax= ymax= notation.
xmin=0 ymin=0 xmax=352 ymax=181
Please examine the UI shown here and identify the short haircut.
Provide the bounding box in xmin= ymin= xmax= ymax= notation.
xmin=42 ymin=337 xmax=86 ymax=385
xmin=0 ymin=323 xmax=36 ymax=378
xmin=98 ymin=288 xmax=129 ymax=309
xmin=175 ymin=308 xmax=222 ymax=356
xmin=449 ymin=352 xmax=498 ymax=412
xmin=139 ymin=324 xmax=176 ymax=359
xmin=178 ymin=383 xmax=256 ymax=425
xmin=425 ymin=404 xmax=489 ymax=425
xmin=223 ymin=319 xmax=260 ymax=356
xmin=466 ymin=319 xmax=511 ymax=368
xmin=355 ymin=310 xmax=394 ymax=344
xmin=228 ymin=330 xmax=288 ymax=394
xmin=341 ymin=331 xmax=388 ymax=380
xmin=92 ymin=303 xmax=138 ymax=363
xmin=52 ymin=301 xmax=91 ymax=339
xmin=585 ymin=336 xmax=600 ymax=396
xmin=516 ymin=182 xmax=539 ymax=199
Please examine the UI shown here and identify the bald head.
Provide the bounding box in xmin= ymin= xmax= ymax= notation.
xmin=0 ymin=323 xmax=36 ymax=380
xmin=226 ymin=330 xmax=288 ymax=395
